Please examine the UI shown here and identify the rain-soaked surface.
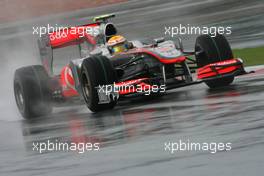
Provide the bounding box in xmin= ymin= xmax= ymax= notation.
xmin=1 ymin=70 xmax=264 ymax=176
xmin=0 ymin=0 xmax=264 ymax=176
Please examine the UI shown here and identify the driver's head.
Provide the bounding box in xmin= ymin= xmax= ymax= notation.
xmin=107 ymin=35 xmax=128 ymax=54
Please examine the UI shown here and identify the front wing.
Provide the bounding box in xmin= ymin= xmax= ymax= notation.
xmin=197 ymin=59 xmax=245 ymax=80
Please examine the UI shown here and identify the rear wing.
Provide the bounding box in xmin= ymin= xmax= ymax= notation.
xmin=37 ymin=23 xmax=100 ymax=75
xmin=39 ymin=14 xmax=117 ymax=49
xmin=41 ymin=23 xmax=99 ymax=48
xmin=37 ymin=14 xmax=118 ymax=75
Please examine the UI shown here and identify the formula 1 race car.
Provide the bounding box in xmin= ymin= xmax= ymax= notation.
xmin=14 ymin=14 xmax=246 ymax=119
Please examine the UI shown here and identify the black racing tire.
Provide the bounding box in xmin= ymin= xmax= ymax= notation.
xmin=195 ymin=34 xmax=234 ymax=88
xmin=81 ymin=55 xmax=117 ymax=112
xmin=14 ymin=65 xmax=52 ymax=119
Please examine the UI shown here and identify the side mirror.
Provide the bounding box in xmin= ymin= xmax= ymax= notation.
xmin=154 ymin=37 xmax=165 ymax=44
xmin=175 ymin=37 xmax=183 ymax=52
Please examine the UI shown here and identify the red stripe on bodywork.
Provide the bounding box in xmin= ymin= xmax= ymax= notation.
xmin=60 ymin=66 xmax=79 ymax=97
xmin=114 ymin=78 xmax=154 ymax=95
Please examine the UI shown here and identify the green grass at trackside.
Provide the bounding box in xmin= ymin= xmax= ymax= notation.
xmin=233 ymin=46 xmax=264 ymax=66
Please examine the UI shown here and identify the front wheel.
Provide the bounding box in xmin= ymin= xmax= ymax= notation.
xmin=80 ymin=55 xmax=117 ymax=112
xmin=195 ymin=34 xmax=234 ymax=88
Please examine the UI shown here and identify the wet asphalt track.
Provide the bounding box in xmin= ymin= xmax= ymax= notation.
xmin=0 ymin=0 xmax=264 ymax=176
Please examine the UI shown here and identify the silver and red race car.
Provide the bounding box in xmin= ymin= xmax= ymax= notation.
xmin=14 ymin=14 xmax=247 ymax=119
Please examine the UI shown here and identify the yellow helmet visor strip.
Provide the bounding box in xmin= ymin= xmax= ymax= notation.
xmin=112 ymin=43 xmax=128 ymax=53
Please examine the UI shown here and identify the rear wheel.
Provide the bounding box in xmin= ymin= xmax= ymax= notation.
xmin=81 ymin=55 xmax=117 ymax=112
xmin=195 ymin=34 xmax=234 ymax=88
xmin=14 ymin=65 xmax=52 ymax=119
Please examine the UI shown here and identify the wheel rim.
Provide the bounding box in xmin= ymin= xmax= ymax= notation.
xmin=81 ymin=73 xmax=90 ymax=103
xmin=14 ymin=84 xmax=25 ymax=112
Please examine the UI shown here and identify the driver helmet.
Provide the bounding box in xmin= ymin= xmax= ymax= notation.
xmin=107 ymin=35 xmax=128 ymax=54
